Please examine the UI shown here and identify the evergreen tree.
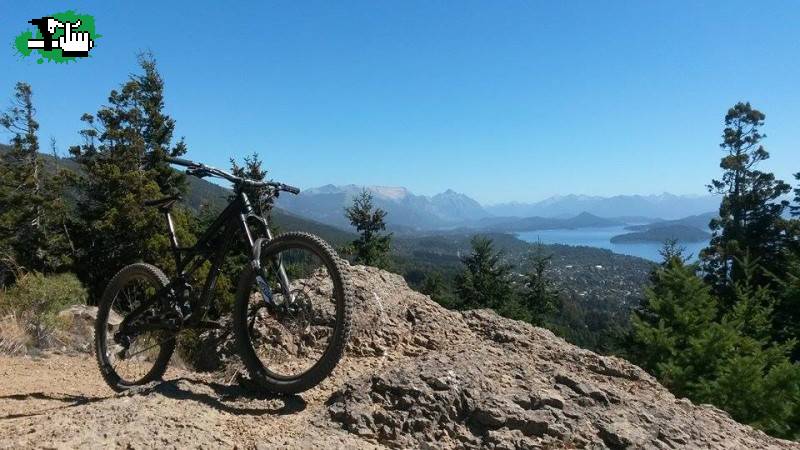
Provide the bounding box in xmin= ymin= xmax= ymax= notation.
xmin=632 ymin=250 xmax=800 ymax=439
xmin=520 ymin=243 xmax=560 ymax=326
xmin=792 ymin=172 xmax=800 ymax=218
xmin=230 ymin=153 xmax=267 ymax=194
xmin=772 ymin=241 xmax=800 ymax=360
xmin=0 ymin=82 xmax=72 ymax=279
xmin=344 ymin=190 xmax=392 ymax=268
xmin=69 ymin=54 xmax=193 ymax=299
xmin=421 ymin=271 xmax=455 ymax=308
xmin=709 ymin=260 xmax=800 ymax=439
xmin=787 ymin=172 xmax=800 ymax=257
xmin=137 ymin=53 xmax=188 ymax=195
xmin=454 ymin=236 xmax=513 ymax=310
xmin=701 ymin=102 xmax=791 ymax=295
xmin=631 ymin=256 xmax=720 ymax=391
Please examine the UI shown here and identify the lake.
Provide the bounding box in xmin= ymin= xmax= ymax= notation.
xmin=516 ymin=225 xmax=708 ymax=262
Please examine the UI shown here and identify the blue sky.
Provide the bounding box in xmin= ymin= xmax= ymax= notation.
xmin=2 ymin=1 xmax=799 ymax=204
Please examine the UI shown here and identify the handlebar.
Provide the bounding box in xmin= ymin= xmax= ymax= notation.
xmin=166 ymin=157 xmax=196 ymax=167
xmin=166 ymin=156 xmax=300 ymax=195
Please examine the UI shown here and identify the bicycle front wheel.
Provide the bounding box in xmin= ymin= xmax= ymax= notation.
xmin=233 ymin=232 xmax=353 ymax=394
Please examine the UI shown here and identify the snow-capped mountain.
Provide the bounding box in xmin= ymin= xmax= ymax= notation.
xmin=279 ymin=185 xmax=721 ymax=232
xmin=279 ymin=185 xmax=489 ymax=231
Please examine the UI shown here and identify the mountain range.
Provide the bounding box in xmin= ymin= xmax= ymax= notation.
xmin=278 ymin=184 xmax=720 ymax=231
xmin=485 ymin=193 xmax=720 ymax=220
xmin=278 ymin=184 xmax=487 ymax=230
xmin=1 ymin=144 xmax=721 ymax=235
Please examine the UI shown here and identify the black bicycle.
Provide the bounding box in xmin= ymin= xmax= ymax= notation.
xmin=94 ymin=157 xmax=352 ymax=394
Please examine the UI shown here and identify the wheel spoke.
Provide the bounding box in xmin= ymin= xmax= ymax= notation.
xmin=245 ymin=243 xmax=340 ymax=380
xmin=123 ymin=334 xmax=175 ymax=360
xmin=97 ymin=266 xmax=173 ymax=388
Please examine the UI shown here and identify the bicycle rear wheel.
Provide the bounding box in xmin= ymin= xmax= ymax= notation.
xmin=233 ymin=232 xmax=352 ymax=394
xmin=94 ymin=263 xmax=176 ymax=391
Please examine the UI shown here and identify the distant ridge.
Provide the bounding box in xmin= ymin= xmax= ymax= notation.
xmin=0 ymin=145 xmax=356 ymax=247
xmin=2 ymin=143 xmax=724 ymax=233
xmin=486 ymin=193 xmax=720 ymax=220
xmin=474 ymin=211 xmax=622 ymax=232
xmin=611 ymin=224 xmax=711 ymax=244
xmin=279 ymin=184 xmax=723 ymax=232
xmin=279 ymin=184 xmax=489 ymax=230
xmin=624 ymin=211 xmax=717 ymax=232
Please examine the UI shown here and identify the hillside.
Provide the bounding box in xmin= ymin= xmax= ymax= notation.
xmin=394 ymin=231 xmax=653 ymax=308
xmin=0 ymin=146 xmax=356 ymax=248
xmin=0 ymin=265 xmax=794 ymax=449
xmin=624 ymin=211 xmax=717 ymax=232
xmin=611 ymin=224 xmax=711 ymax=244
xmin=475 ymin=211 xmax=622 ymax=232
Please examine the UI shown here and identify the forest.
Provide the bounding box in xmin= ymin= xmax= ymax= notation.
xmin=2 ymin=55 xmax=800 ymax=439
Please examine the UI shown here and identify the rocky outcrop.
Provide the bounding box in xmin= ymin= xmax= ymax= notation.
xmin=1 ymin=265 xmax=796 ymax=449
xmin=324 ymin=267 xmax=790 ymax=449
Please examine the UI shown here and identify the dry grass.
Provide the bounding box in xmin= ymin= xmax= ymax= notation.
xmin=0 ymin=313 xmax=30 ymax=355
xmin=0 ymin=272 xmax=88 ymax=354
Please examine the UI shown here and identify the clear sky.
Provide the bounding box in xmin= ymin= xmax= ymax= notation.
xmin=2 ymin=1 xmax=799 ymax=204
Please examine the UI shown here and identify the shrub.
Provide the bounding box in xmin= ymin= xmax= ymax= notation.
xmin=0 ymin=313 xmax=28 ymax=355
xmin=0 ymin=272 xmax=87 ymax=349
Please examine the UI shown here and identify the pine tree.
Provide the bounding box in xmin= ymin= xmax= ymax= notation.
xmin=708 ymin=261 xmax=800 ymax=439
xmin=137 ymin=53 xmax=188 ymax=195
xmin=69 ymin=54 xmax=193 ymax=300
xmin=421 ymin=271 xmax=455 ymax=308
xmin=454 ymin=236 xmax=514 ymax=310
xmin=344 ymin=190 xmax=392 ymax=268
xmin=772 ymin=243 xmax=800 ymax=360
xmin=631 ymin=256 xmax=720 ymax=392
xmin=701 ymin=102 xmax=791 ymax=295
xmin=792 ymin=172 xmax=800 ymax=218
xmin=0 ymin=82 xmax=72 ymax=279
xmin=230 ymin=152 xmax=269 ymax=214
xmin=520 ymin=243 xmax=560 ymax=326
xmin=632 ymin=250 xmax=800 ymax=438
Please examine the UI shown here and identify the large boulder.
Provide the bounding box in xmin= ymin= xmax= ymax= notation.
xmin=324 ymin=265 xmax=796 ymax=449
xmin=57 ymin=304 xmax=102 ymax=353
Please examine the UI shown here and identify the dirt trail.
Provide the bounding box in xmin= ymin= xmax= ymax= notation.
xmin=1 ymin=265 xmax=797 ymax=449
xmin=0 ymin=352 xmax=386 ymax=449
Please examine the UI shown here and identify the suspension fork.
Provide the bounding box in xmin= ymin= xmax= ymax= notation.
xmin=244 ymin=207 xmax=293 ymax=304
xmin=251 ymin=235 xmax=293 ymax=305
xmin=263 ymin=225 xmax=293 ymax=301
xmin=238 ymin=187 xmax=293 ymax=304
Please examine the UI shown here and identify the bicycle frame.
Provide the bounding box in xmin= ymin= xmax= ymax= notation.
xmin=124 ymin=189 xmax=290 ymax=333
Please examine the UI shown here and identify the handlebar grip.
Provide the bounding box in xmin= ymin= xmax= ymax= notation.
xmin=166 ymin=156 xmax=198 ymax=167
xmin=185 ymin=167 xmax=204 ymax=178
xmin=280 ymin=184 xmax=300 ymax=195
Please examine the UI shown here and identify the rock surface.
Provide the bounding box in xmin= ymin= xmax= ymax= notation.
xmin=1 ymin=265 xmax=797 ymax=449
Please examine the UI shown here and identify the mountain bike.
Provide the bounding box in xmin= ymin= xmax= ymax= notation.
xmin=94 ymin=157 xmax=352 ymax=394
